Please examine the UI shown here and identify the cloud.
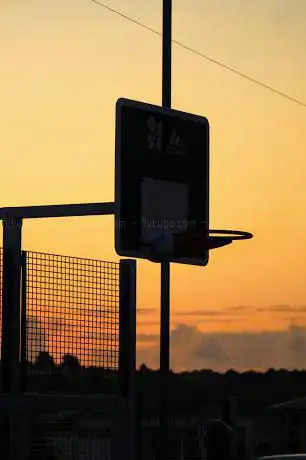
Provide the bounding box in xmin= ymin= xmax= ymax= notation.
xmin=257 ymin=305 xmax=306 ymax=313
xmin=228 ymin=306 xmax=250 ymax=312
xmin=174 ymin=308 xmax=244 ymax=317
xmin=137 ymin=308 xmax=157 ymax=315
xmin=138 ymin=320 xmax=160 ymax=327
xmin=175 ymin=309 xmax=228 ymax=317
xmin=172 ymin=318 xmax=244 ymax=328
xmin=195 ymin=337 xmax=229 ymax=364
xmin=137 ymin=333 xmax=159 ymax=343
xmin=137 ymin=323 xmax=306 ymax=372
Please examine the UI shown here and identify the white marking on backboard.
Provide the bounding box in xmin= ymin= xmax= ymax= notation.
xmin=166 ymin=129 xmax=185 ymax=156
xmin=141 ymin=178 xmax=189 ymax=245
xmin=147 ymin=117 xmax=162 ymax=152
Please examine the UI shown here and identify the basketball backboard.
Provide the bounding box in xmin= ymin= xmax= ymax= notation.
xmin=115 ymin=98 xmax=209 ymax=266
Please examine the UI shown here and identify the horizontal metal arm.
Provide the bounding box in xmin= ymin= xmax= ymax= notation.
xmin=0 ymin=202 xmax=115 ymax=220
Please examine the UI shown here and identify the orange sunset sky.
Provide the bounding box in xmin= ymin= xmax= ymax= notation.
xmin=1 ymin=0 xmax=306 ymax=372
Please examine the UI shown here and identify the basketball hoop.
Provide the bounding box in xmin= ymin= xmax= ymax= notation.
xmin=141 ymin=227 xmax=253 ymax=263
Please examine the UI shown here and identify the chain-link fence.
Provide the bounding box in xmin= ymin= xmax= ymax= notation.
xmin=0 ymin=393 xmax=128 ymax=460
xmin=139 ymin=417 xmax=208 ymax=459
xmin=21 ymin=250 xmax=120 ymax=394
xmin=0 ymin=248 xmax=122 ymax=393
xmin=0 ymin=249 xmax=136 ymax=459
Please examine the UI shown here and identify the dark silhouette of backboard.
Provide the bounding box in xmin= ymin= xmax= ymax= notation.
xmin=115 ymin=97 xmax=210 ymax=266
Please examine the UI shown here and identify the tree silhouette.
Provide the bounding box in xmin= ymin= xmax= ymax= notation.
xmin=35 ymin=352 xmax=55 ymax=374
xmin=61 ymin=354 xmax=81 ymax=375
xmin=139 ymin=363 xmax=151 ymax=373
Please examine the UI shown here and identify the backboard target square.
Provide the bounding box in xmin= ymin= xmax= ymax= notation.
xmin=115 ymin=98 xmax=209 ymax=266
xmin=141 ymin=178 xmax=189 ymax=244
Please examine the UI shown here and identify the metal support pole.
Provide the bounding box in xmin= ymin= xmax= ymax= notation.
xmin=162 ymin=0 xmax=172 ymax=109
xmin=160 ymin=0 xmax=172 ymax=459
xmin=160 ymin=261 xmax=171 ymax=458
xmin=119 ymin=259 xmax=137 ymax=460
xmin=1 ymin=218 xmax=22 ymax=394
xmin=20 ymin=251 xmax=27 ymax=393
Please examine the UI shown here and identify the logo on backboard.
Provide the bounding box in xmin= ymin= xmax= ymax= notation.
xmin=166 ymin=129 xmax=185 ymax=156
xmin=147 ymin=117 xmax=185 ymax=156
xmin=147 ymin=117 xmax=162 ymax=152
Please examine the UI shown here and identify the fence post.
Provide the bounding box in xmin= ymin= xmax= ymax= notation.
xmin=20 ymin=251 xmax=27 ymax=392
xmin=119 ymin=259 xmax=137 ymax=460
xmin=1 ymin=217 xmax=23 ymax=393
xmin=1 ymin=218 xmax=23 ymax=460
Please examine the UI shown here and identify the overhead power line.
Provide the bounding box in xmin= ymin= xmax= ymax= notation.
xmin=89 ymin=0 xmax=306 ymax=108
